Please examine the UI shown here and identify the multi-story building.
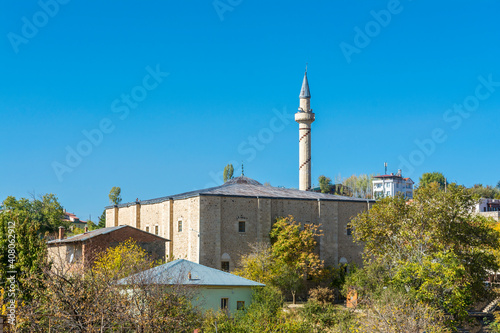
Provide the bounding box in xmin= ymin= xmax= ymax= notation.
xmin=372 ymin=171 xmax=414 ymax=199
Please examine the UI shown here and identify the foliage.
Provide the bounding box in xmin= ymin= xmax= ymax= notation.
xmin=203 ymin=286 xmax=294 ymax=333
xmin=2 ymin=194 xmax=66 ymax=234
xmin=223 ymin=163 xmax=234 ymax=183
xmin=318 ymin=175 xmax=333 ymax=193
xmin=233 ymin=242 xmax=275 ymax=284
xmin=308 ymin=286 xmax=335 ymax=305
xmin=0 ymin=199 xmax=53 ymax=301
xmin=357 ymin=287 xmax=451 ymax=333
xmin=419 ymin=171 xmax=447 ymax=189
xmin=109 ymin=186 xmax=122 ymax=205
xmin=16 ymin=256 xmax=201 ymax=332
xmin=98 ymin=209 xmax=106 ymax=228
xmin=342 ymin=174 xmax=374 ymax=199
xmin=349 ymin=183 xmax=500 ymax=324
xmin=270 ymin=216 xmax=324 ymax=303
xmin=86 ymin=219 xmax=99 ymax=231
xmin=469 ymin=183 xmax=500 ymax=199
xmin=93 ymin=239 xmax=153 ymax=279
xmin=301 ymin=301 xmax=357 ymax=332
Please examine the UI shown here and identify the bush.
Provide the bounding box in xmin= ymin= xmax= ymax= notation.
xmin=308 ymin=286 xmax=335 ymax=305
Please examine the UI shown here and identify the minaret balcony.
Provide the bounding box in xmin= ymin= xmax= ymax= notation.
xmin=295 ymin=112 xmax=315 ymax=123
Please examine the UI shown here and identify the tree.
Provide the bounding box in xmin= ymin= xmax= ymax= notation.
xmin=233 ymin=242 xmax=275 ymax=284
xmin=0 ymin=196 xmax=55 ymax=301
xmin=109 ymin=187 xmax=122 ymax=205
xmin=418 ymin=171 xmax=447 ymax=189
xmin=318 ymin=175 xmax=333 ymax=193
xmin=97 ymin=209 xmax=106 ymax=229
xmin=348 ymin=183 xmax=500 ymax=323
xmin=93 ymin=239 xmax=153 ymax=280
xmin=270 ymin=216 xmax=324 ymax=303
xmin=223 ymin=164 xmax=234 ymax=183
xmin=342 ymin=174 xmax=373 ymax=199
xmin=2 ymin=194 xmax=66 ymax=234
xmin=469 ymin=184 xmax=500 ymax=199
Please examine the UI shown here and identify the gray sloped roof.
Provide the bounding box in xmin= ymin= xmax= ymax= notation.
xmin=47 ymin=225 xmax=168 ymax=245
xmin=116 ymin=259 xmax=265 ymax=287
xmin=107 ymin=176 xmax=374 ymax=209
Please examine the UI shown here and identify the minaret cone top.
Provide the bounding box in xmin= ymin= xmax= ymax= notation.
xmin=299 ymin=70 xmax=311 ymax=99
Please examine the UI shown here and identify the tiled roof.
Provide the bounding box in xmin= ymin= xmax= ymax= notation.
xmin=107 ymin=176 xmax=375 ymax=208
xmin=47 ymin=225 xmax=168 ymax=245
xmin=116 ymin=259 xmax=265 ymax=287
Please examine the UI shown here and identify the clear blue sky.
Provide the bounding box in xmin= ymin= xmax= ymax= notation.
xmin=1 ymin=0 xmax=499 ymax=221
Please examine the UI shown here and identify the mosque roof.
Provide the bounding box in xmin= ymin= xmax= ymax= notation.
xmin=107 ymin=176 xmax=374 ymax=208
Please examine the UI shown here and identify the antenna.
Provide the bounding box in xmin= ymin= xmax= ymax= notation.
xmin=384 ymin=162 xmax=387 ymax=175
xmin=241 ymin=161 xmax=244 ymax=176
xmin=305 ymin=63 xmax=308 ymax=73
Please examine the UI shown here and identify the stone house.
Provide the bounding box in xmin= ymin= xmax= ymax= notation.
xmin=105 ymin=176 xmax=374 ymax=271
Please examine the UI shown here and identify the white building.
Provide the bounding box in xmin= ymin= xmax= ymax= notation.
xmin=475 ymin=198 xmax=500 ymax=221
xmin=372 ymin=171 xmax=414 ymax=199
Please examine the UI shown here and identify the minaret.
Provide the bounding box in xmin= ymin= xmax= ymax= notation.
xmin=295 ymin=67 xmax=315 ymax=191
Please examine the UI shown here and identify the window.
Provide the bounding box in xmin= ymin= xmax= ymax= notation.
xmin=155 ymin=225 xmax=159 ymax=235
xmin=145 ymin=226 xmax=150 ymax=233
xmin=220 ymin=298 xmax=229 ymax=311
xmin=221 ymin=261 xmax=229 ymax=272
xmin=238 ymin=221 xmax=246 ymax=233
xmin=346 ymin=224 xmax=352 ymax=236
xmin=178 ymin=220 xmax=183 ymax=232
xmin=237 ymin=301 xmax=245 ymax=310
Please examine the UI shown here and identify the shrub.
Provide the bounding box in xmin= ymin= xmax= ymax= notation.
xmin=308 ymin=286 xmax=335 ymax=305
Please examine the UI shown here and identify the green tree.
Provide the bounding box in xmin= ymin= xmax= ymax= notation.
xmin=469 ymin=184 xmax=500 ymax=199
xmin=109 ymin=187 xmax=122 ymax=205
xmin=349 ymin=183 xmax=500 ymax=323
xmin=97 ymin=209 xmax=106 ymax=229
xmin=270 ymin=216 xmax=324 ymax=303
xmin=0 ymin=197 xmax=55 ymax=301
xmin=223 ymin=164 xmax=234 ymax=183
xmin=2 ymin=194 xmax=66 ymax=234
xmin=418 ymin=171 xmax=447 ymax=189
xmin=318 ymin=175 xmax=333 ymax=193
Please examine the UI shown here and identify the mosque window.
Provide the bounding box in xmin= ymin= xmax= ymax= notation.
xmin=145 ymin=226 xmax=150 ymax=233
xmin=178 ymin=220 xmax=183 ymax=232
xmin=221 ymin=261 xmax=229 ymax=272
xmin=155 ymin=225 xmax=159 ymax=235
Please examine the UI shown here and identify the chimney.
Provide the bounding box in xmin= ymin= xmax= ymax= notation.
xmin=188 ymin=272 xmax=192 ymax=280
xmin=58 ymin=226 xmax=65 ymax=240
xmin=84 ymin=226 xmax=88 ymax=233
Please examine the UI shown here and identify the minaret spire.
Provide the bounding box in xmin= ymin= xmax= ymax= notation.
xmin=295 ymin=66 xmax=315 ymax=191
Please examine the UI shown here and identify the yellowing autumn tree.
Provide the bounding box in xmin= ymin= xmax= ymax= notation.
xmin=270 ymin=216 xmax=324 ymax=304
xmin=93 ymin=239 xmax=153 ymax=280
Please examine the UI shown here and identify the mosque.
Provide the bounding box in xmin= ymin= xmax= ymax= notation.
xmin=105 ymin=70 xmax=374 ymax=270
